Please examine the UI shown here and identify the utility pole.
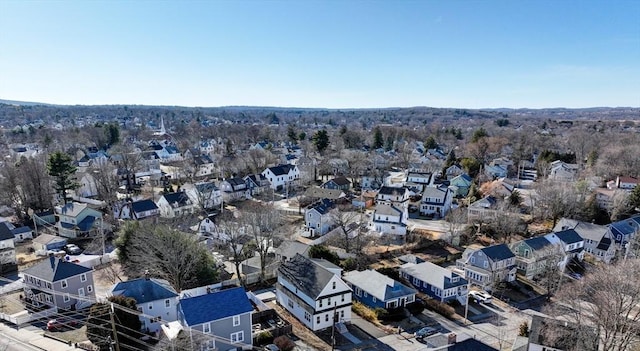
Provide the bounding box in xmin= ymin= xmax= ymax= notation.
xmin=464 ymin=282 xmax=470 ymax=325
xmin=330 ymin=302 xmax=338 ymax=351
xmin=109 ymin=303 xmax=121 ymax=351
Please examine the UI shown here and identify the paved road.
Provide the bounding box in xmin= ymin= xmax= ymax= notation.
xmin=0 ymin=323 xmax=81 ymax=351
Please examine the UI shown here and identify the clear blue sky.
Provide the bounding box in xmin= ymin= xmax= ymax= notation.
xmin=1 ymin=1 xmax=639 ymax=109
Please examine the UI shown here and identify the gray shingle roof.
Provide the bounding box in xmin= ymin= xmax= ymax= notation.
xmin=23 ymin=257 xmax=92 ymax=282
xmin=400 ymin=262 xmax=467 ymax=290
xmin=343 ymin=270 xmax=416 ymax=302
xmin=278 ymin=254 xmax=336 ymax=300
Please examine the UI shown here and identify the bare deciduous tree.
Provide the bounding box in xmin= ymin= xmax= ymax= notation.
xmin=242 ymin=203 xmax=282 ymax=282
xmin=545 ymin=259 xmax=640 ymax=351
xmin=116 ymin=222 xmax=219 ymax=291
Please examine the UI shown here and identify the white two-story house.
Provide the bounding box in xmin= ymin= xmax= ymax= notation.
xmin=371 ymin=204 xmax=407 ymax=236
xmin=262 ymin=164 xmax=300 ymax=191
xmin=420 ymin=186 xmax=453 ymax=218
xmin=277 ymin=254 xmax=352 ymax=331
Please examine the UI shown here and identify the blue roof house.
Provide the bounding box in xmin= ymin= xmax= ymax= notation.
xmin=179 ymin=287 xmax=254 ymax=351
xmin=400 ymin=262 xmax=468 ymax=305
xmin=111 ymin=276 xmax=179 ymax=333
xmin=343 ymin=270 xmax=417 ymax=310
xmin=455 ymin=244 xmax=517 ymax=292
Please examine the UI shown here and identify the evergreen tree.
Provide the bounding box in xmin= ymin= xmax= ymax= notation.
xmin=471 ymin=127 xmax=488 ymax=142
xmin=628 ymin=185 xmax=640 ymax=213
xmin=424 ymin=135 xmax=438 ymax=150
xmin=373 ymin=127 xmax=384 ymax=149
xmin=286 ymin=125 xmax=298 ymax=143
xmin=312 ymin=129 xmax=329 ymax=153
xmin=47 ymin=151 xmax=79 ymax=203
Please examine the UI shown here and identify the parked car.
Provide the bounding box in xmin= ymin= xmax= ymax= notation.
xmin=408 ymin=204 xmax=419 ymax=212
xmin=47 ymin=317 xmax=78 ymax=331
xmin=414 ymin=326 xmax=439 ymax=339
xmin=264 ymin=345 xmax=280 ymax=351
xmin=63 ymin=244 xmax=83 ymax=255
xmin=469 ymin=290 xmax=492 ymax=304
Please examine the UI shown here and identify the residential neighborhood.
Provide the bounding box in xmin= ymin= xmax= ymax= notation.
xmin=0 ymin=102 xmax=638 ymax=351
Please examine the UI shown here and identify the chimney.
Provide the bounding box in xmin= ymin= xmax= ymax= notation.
xmin=144 ymin=269 xmax=150 ymax=280
xmin=448 ymin=333 xmax=457 ymax=344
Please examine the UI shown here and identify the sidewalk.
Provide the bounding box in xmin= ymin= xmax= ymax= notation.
xmin=0 ymin=323 xmax=81 ymax=351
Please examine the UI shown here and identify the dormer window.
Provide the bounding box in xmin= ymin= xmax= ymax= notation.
xmin=332 ymin=282 xmax=336 ymax=289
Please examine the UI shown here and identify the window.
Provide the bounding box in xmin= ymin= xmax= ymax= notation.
xmin=325 ymin=314 xmax=329 ymax=322
xmin=165 ymin=299 xmax=171 ymax=308
xmin=80 ymin=274 xmax=87 ymax=282
xmin=319 ymin=299 xmax=323 ymax=307
xmin=203 ymin=323 xmax=210 ymax=333
xmin=233 ymin=315 xmax=240 ymax=326
xmin=332 ymin=281 xmax=336 ymax=289
xmin=288 ymin=299 xmax=294 ymax=308
xmin=148 ymin=303 xmax=153 ymax=310
xmin=483 ymin=261 xmax=488 ymax=268
xmin=304 ymin=312 xmax=311 ymax=321
xmin=341 ymin=294 xmax=345 ymax=302
xmin=61 ymin=280 xmax=68 ymax=289
xmin=87 ymin=285 xmax=93 ymax=293
xmin=78 ymin=288 xmax=85 ymax=297
xmin=372 ymin=297 xmax=377 ymax=302
xmin=340 ymin=310 xmax=344 ymax=318
xmin=355 ymin=288 xmax=361 ymax=297
xmin=317 ymin=316 xmax=320 ymax=324
xmin=63 ymin=294 xmax=70 ymax=302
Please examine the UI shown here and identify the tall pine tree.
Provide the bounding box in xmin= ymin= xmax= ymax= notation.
xmin=47 ymin=151 xmax=79 ymax=204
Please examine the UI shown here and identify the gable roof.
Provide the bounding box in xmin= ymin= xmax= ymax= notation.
xmin=553 ymin=218 xmax=608 ymax=242
xmin=480 ymin=244 xmax=515 ymax=261
xmin=343 ymin=270 xmax=416 ymax=302
xmin=23 ymin=256 xmax=92 ymax=282
xmin=278 ymin=254 xmax=337 ymax=300
xmin=308 ymin=199 xmax=335 ymax=215
xmin=304 ymin=187 xmax=345 ymax=200
xmin=553 ymin=229 xmax=583 ymax=244
xmin=522 ymin=236 xmax=553 ymax=251
xmin=131 ymin=199 xmax=159 ymax=213
xmin=400 ymin=262 xmax=467 ymax=290
xmin=275 ymin=240 xmax=310 ymax=259
xmin=374 ymin=204 xmax=402 ymax=216
xmin=180 ymin=287 xmax=253 ymax=326
xmin=267 ymin=164 xmax=295 ymax=176
xmin=161 ymin=192 xmax=190 ymax=207
xmin=378 ymin=186 xmax=407 ymax=196
xmin=327 ymin=176 xmax=351 ymax=186
xmin=112 ymin=277 xmax=178 ymax=304
xmin=0 ymin=222 xmax=15 ymax=241
xmin=56 ymin=202 xmax=89 ymax=217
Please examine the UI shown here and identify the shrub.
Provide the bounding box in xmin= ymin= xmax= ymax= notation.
xmin=256 ymin=331 xmax=273 ymax=345
xmin=447 ymin=299 xmax=461 ymax=308
xmin=273 ymin=335 xmax=296 ymax=351
xmin=377 ymin=307 xmax=406 ymax=322
xmin=352 ymin=301 xmax=378 ymax=323
xmin=406 ymin=301 xmax=425 ymax=315
xmin=518 ymin=321 xmax=530 ymax=337
xmin=423 ymin=298 xmax=455 ymax=318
